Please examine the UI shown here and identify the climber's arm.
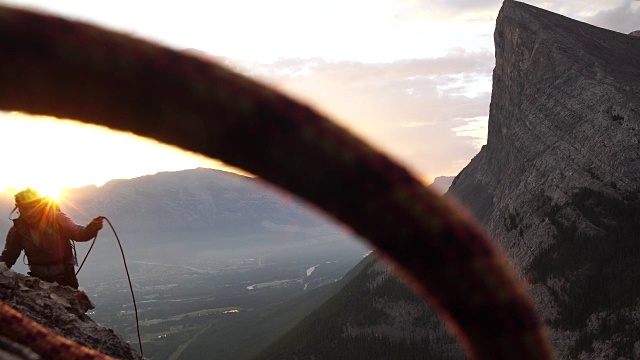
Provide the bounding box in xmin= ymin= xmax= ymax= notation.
xmin=57 ymin=212 xmax=101 ymax=242
xmin=0 ymin=227 xmax=23 ymax=268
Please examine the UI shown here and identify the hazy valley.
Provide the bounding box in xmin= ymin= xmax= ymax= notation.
xmin=0 ymin=168 xmax=371 ymax=359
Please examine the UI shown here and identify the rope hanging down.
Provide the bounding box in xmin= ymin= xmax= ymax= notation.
xmin=75 ymin=217 xmax=143 ymax=357
xmin=0 ymin=5 xmax=554 ymax=360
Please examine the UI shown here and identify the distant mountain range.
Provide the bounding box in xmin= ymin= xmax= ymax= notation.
xmin=428 ymin=176 xmax=454 ymax=196
xmin=0 ymin=169 xmax=455 ymax=244
xmin=1 ymin=167 xmax=333 ymax=232
xmin=0 ymin=168 xmax=369 ymax=282
xmin=61 ymin=167 xmax=330 ymax=233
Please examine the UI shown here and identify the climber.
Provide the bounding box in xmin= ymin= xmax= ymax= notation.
xmin=0 ymin=188 xmax=104 ymax=289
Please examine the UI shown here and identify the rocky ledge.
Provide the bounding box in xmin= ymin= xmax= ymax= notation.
xmin=0 ymin=263 xmax=144 ymax=359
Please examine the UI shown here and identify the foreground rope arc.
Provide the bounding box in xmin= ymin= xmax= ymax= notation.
xmin=0 ymin=302 xmax=116 ymax=360
xmin=0 ymin=5 xmax=554 ymax=360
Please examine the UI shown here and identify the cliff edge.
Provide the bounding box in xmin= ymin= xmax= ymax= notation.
xmin=449 ymin=1 xmax=640 ymax=358
xmin=0 ymin=263 xmax=143 ymax=359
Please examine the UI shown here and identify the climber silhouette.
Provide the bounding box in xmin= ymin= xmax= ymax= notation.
xmin=0 ymin=188 xmax=103 ymax=289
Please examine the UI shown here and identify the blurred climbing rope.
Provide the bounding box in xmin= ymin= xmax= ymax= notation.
xmin=0 ymin=4 xmax=554 ymax=360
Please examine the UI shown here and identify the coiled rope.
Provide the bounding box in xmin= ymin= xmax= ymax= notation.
xmin=0 ymin=4 xmax=554 ymax=360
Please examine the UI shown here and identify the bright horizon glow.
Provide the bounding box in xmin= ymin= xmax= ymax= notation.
xmin=0 ymin=112 xmax=250 ymax=196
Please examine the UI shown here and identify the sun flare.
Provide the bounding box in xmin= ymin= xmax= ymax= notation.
xmin=31 ymin=185 xmax=64 ymax=202
xmin=8 ymin=183 xmax=66 ymax=203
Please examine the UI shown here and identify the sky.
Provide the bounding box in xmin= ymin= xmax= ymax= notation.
xmin=0 ymin=0 xmax=638 ymax=198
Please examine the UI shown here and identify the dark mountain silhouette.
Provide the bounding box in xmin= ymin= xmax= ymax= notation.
xmin=447 ymin=1 xmax=640 ymax=358
xmin=256 ymin=253 xmax=464 ymax=360
xmin=257 ymin=1 xmax=640 ymax=359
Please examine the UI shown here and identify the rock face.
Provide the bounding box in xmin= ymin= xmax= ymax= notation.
xmin=0 ymin=263 xmax=144 ymax=359
xmin=448 ymin=1 xmax=640 ymax=358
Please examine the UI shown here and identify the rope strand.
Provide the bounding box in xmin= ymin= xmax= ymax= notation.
xmin=75 ymin=235 xmax=97 ymax=275
xmin=103 ymin=217 xmax=143 ymax=356
xmin=74 ymin=217 xmax=143 ymax=356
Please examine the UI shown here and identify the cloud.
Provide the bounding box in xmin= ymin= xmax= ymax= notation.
xmin=386 ymin=0 xmax=501 ymax=22
xmin=215 ymin=47 xmax=493 ymax=84
xmin=515 ymin=1 xmax=637 ymax=34
xmin=401 ymin=0 xmax=637 ymax=35
xmin=581 ymin=1 xmax=640 ymax=34
xmin=424 ymin=0 xmax=501 ymax=13
xmin=203 ymin=49 xmax=494 ymax=181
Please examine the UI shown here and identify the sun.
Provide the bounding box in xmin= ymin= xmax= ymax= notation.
xmin=31 ymin=185 xmax=64 ymax=202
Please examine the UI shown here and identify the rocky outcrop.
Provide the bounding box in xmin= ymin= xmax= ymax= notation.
xmin=448 ymin=1 xmax=640 ymax=358
xmin=0 ymin=263 xmax=143 ymax=359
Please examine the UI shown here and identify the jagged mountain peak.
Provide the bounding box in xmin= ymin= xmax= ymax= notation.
xmin=451 ymin=0 xmax=640 ymax=225
xmin=448 ymin=1 xmax=640 ymax=358
xmin=496 ymin=1 xmax=640 ymax=94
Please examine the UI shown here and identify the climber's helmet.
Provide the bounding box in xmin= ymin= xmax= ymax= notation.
xmin=14 ymin=188 xmax=43 ymax=207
